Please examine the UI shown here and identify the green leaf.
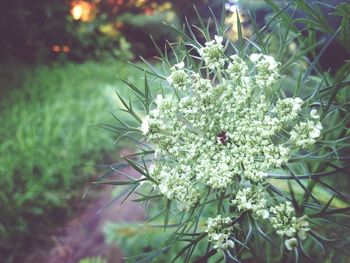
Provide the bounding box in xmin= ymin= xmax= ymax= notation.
xmin=236 ymin=7 xmax=244 ymax=57
xmin=164 ymin=199 xmax=171 ymax=231
xmin=92 ymin=180 xmax=138 ymax=186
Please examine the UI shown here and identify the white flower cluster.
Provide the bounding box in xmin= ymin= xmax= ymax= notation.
xmin=231 ymin=187 xmax=269 ymax=219
xmin=290 ymin=120 xmax=322 ymax=148
xmin=206 ymin=215 xmax=235 ymax=250
xmin=139 ymin=36 xmax=321 ymax=248
xmin=166 ymin=62 xmax=189 ymax=90
xmin=227 ymin=55 xmax=248 ymax=80
xmin=198 ymin=35 xmax=226 ymax=70
xmin=148 ymin=163 xmax=199 ymax=211
xmin=270 ymin=202 xmax=310 ymax=250
xmin=250 ymin=53 xmax=280 ymax=88
xmin=140 ymin=42 xmax=322 ymax=207
xmin=274 ymin=97 xmax=303 ymax=123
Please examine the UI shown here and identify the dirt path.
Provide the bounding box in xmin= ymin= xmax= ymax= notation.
xmin=26 ymin=166 xmax=145 ymax=263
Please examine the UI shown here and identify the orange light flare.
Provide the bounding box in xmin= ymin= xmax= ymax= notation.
xmin=62 ymin=45 xmax=70 ymax=53
xmin=51 ymin=45 xmax=71 ymax=53
xmin=70 ymin=1 xmax=95 ymax=22
xmin=52 ymin=45 xmax=61 ymax=53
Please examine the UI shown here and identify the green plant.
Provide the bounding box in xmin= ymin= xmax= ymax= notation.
xmin=99 ymin=2 xmax=350 ymax=262
xmin=266 ymin=0 xmax=350 ymax=79
xmin=0 ymin=60 xmax=143 ymax=262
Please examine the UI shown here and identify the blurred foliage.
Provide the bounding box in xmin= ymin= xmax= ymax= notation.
xmin=0 ymin=0 xmax=134 ymax=62
xmin=0 ymin=0 xmax=227 ymax=61
xmin=78 ymin=256 xmax=108 ymax=263
xmin=0 ymin=60 xmax=144 ymax=262
xmin=0 ymin=0 xmax=68 ymax=61
xmin=0 ymin=0 xmax=224 ymax=62
xmin=62 ymin=16 xmax=134 ymax=61
xmin=266 ymin=0 xmax=350 ymax=76
xmin=117 ymin=11 xmax=180 ymax=58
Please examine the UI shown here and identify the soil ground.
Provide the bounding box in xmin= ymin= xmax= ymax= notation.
xmin=25 ymin=166 xmax=145 ymax=263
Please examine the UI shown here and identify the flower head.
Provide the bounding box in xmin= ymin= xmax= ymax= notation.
xmin=167 ymin=61 xmax=189 ymax=90
xmin=290 ymin=121 xmax=322 ymax=148
xmin=250 ymin=53 xmax=280 ymax=88
xmin=206 ymin=215 xmax=235 ymax=250
xmin=270 ymin=202 xmax=310 ymax=240
xmin=274 ymin=97 xmax=303 ymax=123
xmin=232 ymin=187 xmax=269 ymax=219
xmin=198 ymin=35 xmax=226 ymax=70
xmin=226 ymin=55 xmax=248 ymax=80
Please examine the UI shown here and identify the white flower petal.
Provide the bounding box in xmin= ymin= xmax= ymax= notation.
xmin=175 ymin=61 xmax=185 ymax=69
xmin=285 ymin=238 xmax=298 ymax=250
xmin=140 ymin=115 xmax=150 ymax=135
xmin=250 ymin=53 xmax=261 ymax=63
xmin=214 ymin=35 xmax=223 ymax=44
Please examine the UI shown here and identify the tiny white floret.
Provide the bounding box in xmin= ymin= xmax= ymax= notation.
xmin=214 ymin=35 xmax=223 ymax=44
xmin=140 ymin=115 xmax=150 ymax=135
xmin=285 ymin=238 xmax=298 ymax=251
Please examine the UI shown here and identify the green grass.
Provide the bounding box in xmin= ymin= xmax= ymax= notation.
xmin=0 ymin=59 xmax=144 ymax=261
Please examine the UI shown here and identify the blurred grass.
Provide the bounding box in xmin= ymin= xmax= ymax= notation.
xmin=0 ymin=59 xmax=144 ymax=261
